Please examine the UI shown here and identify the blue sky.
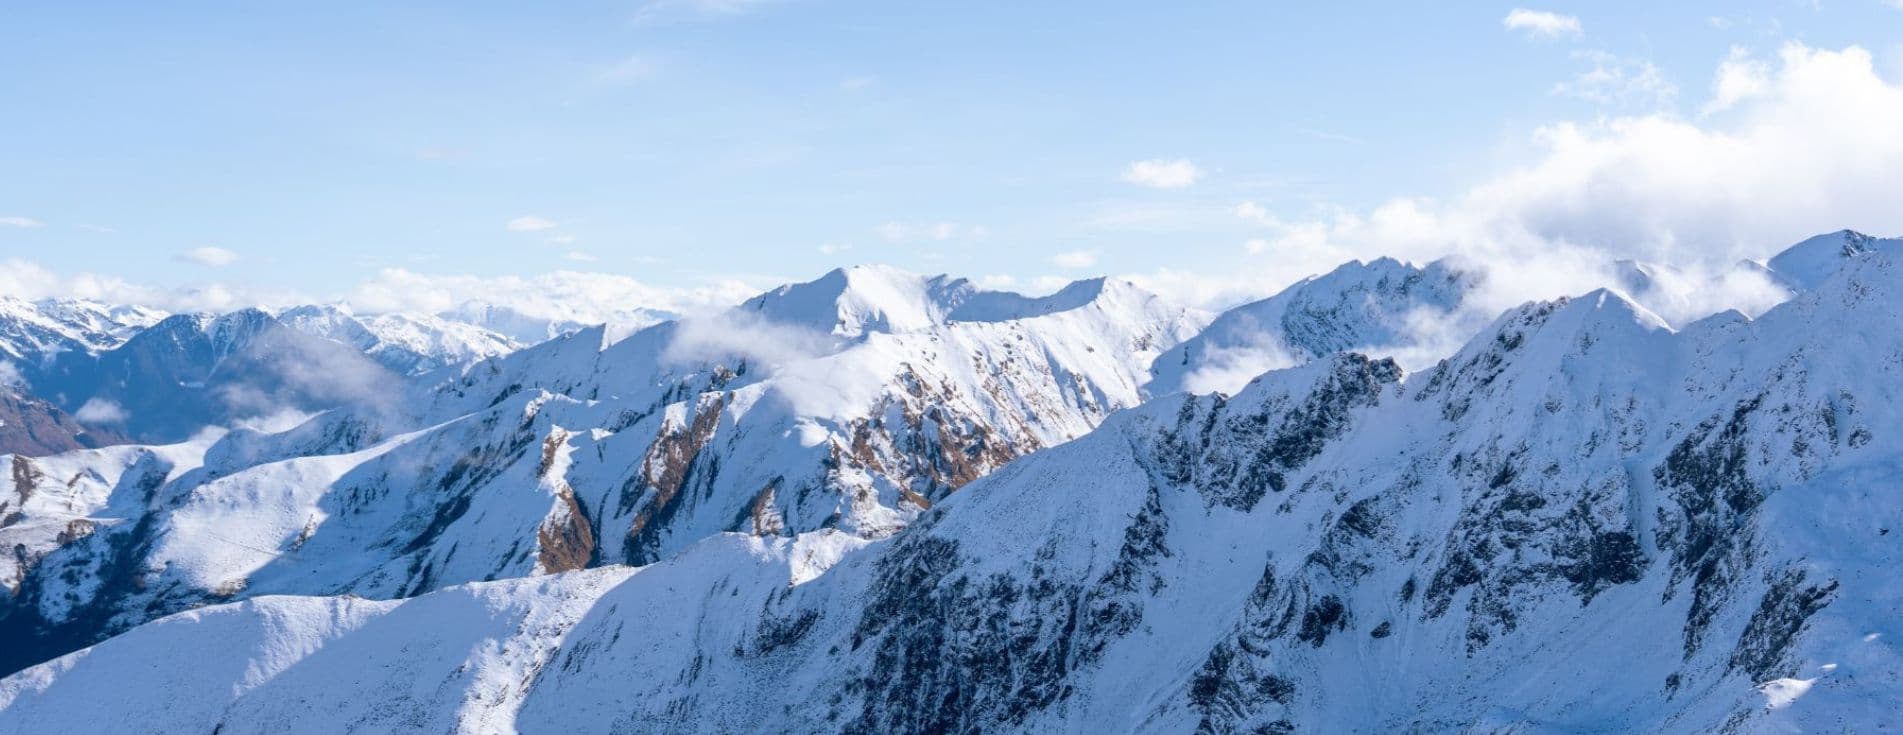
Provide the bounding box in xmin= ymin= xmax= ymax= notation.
xmin=3 ymin=1 xmax=1903 ymax=312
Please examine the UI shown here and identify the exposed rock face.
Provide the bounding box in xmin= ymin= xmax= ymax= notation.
xmin=0 ymin=390 xmax=129 ymax=458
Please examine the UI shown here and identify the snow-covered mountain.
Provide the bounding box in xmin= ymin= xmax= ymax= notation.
xmin=444 ymin=300 xmax=675 ymax=346
xmin=1762 ymin=228 xmax=1903 ymax=291
xmin=28 ymin=309 xmax=402 ymax=444
xmin=0 ymin=265 xmax=1207 ymax=675
xmin=1150 ymin=230 xmax=1897 ymax=399
xmin=0 ymin=299 xmax=165 ymax=454
xmin=5 ymin=247 xmax=1899 ymax=733
xmin=1147 ymin=257 xmax=1476 ymax=396
xmin=275 ymin=304 xmax=520 ymax=376
xmin=0 ymin=297 xmax=166 ymax=367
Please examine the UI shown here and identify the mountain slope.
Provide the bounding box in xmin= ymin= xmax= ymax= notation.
xmin=1151 ymin=230 xmax=1898 ymax=399
xmin=0 ymin=297 xmax=165 ymax=368
xmin=1763 ymin=229 xmax=1903 ymax=291
xmin=0 ymin=389 xmax=128 ymax=457
xmin=0 ymin=266 xmax=1207 ymax=675
xmin=5 ymin=253 xmax=1899 ymax=733
xmin=276 ymin=304 xmax=520 ymax=376
xmin=28 ymin=309 xmax=402 ymax=443
xmin=1147 ymin=257 xmax=1476 ymax=396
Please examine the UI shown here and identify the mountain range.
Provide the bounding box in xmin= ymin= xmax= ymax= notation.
xmin=0 ymin=230 xmax=1899 ymax=733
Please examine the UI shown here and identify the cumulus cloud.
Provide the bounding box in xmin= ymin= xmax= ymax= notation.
xmin=0 ymin=257 xmax=227 ymax=310
xmin=1705 ymin=46 xmax=1771 ymax=114
xmin=178 ymin=246 xmax=239 ymax=267
xmin=1134 ymin=44 xmax=1903 ymax=322
xmin=1051 ymin=250 xmax=1100 ymax=269
xmin=0 ymin=361 xmax=23 ymax=390
xmin=1503 ymin=9 xmax=1582 ymax=38
xmin=1121 ymin=159 xmax=1202 ymax=189
xmin=74 ymin=397 xmax=128 ymax=425
xmin=506 ymin=216 xmax=558 ymax=232
xmin=0 ymin=216 xmax=43 ymax=228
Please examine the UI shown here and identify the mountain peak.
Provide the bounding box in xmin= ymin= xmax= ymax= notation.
xmin=739 ymin=265 xmax=1169 ymax=336
xmin=1766 ymin=229 xmax=1903 ymax=291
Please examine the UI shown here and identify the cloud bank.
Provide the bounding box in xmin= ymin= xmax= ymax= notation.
xmin=1135 ymin=44 xmax=1903 ymax=320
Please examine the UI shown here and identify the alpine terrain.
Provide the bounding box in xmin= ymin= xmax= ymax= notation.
xmin=1 ymin=234 xmax=1900 ymax=733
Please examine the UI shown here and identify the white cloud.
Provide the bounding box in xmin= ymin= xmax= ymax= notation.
xmin=1244 ymin=238 xmax=1270 ymax=254
xmin=75 ymin=224 xmax=116 ymax=234
xmin=1503 ymin=8 xmax=1582 ymax=38
xmin=1234 ymin=201 xmax=1279 ymax=227
xmin=565 ymin=251 xmax=598 ymax=262
xmin=1120 ymin=159 xmax=1202 ymax=189
xmin=0 ymin=258 xmax=292 ymax=312
xmin=1 ymin=253 xmax=762 ymax=325
xmin=178 ymin=246 xmax=239 ymax=267
xmin=1050 ymin=250 xmax=1100 ymax=269
xmin=1554 ymin=51 xmax=1676 ymax=108
xmin=1179 ymin=328 xmax=1302 ymax=396
xmin=74 ymin=398 xmax=128 ymax=425
xmin=0 ymin=361 xmax=23 ymax=389
xmin=818 ymin=242 xmax=850 ymax=255
xmin=0 ymin=216 xmax=43 ymax=228
xmin=344 ymin=268 xmax=761 ymax=321
xmin=1705 ymin=46 xmax=1771 ymax=114
xmin=506 ymin=216 xmax=558 ymax=232
xmin=976 ymin=274 xmax=1018 ymax=290
xmin=546 ymin=234 xmax=577 ymax=245
xmin=1137 ymin=44 xmax=1903 ymax=321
